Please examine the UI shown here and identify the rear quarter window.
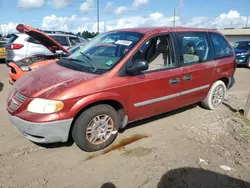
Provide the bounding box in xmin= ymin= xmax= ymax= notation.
xmin=210 ymin=33 xmax=233 ymax=59
xmin=7 ymin=34 xmax=18 ymax=44
xmin=27 ymin=37 xmax=41 ymax=44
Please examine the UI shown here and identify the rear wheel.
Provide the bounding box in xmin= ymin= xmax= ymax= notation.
xmin=72 ymin=104 xmax=119 ymax=152
xmin=201 ymin=80 xmax=226 ymax=110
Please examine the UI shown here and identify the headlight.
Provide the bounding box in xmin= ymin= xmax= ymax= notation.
xmin=20 ymin=66 xmax=31 ymax=72
xmin=27 ymin=98 xmax=64 ymax=114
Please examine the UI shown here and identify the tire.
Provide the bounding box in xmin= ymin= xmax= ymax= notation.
xmin=247 ymin=58 xmax=250 ymax=68
xmin=72 ymin=104 xmax=119 ymax=152
xmin=201 ymin=80 xmax=226 ymax=110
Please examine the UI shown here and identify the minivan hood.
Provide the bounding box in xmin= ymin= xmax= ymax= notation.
xmin=14 ymin=63 xmax=98 ymax=99
xmin=16 ymin=24 xmax=71 ymax=55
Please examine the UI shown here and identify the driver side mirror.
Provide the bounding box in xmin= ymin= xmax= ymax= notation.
xmin=125 ymin=60 xmax=148 ymax=74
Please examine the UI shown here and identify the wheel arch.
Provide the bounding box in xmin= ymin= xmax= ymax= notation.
xmin=218 ymin=77 xmax=229 ymax=88
xmin=68 ymin=94 xmax=126 ymax=140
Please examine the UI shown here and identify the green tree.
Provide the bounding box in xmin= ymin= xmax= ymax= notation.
xmin=82 ymin=31 xmax=94 ymax=38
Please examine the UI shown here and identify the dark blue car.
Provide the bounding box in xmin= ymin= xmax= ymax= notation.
xmin=232 ymin=40 xmax=250 ymax=68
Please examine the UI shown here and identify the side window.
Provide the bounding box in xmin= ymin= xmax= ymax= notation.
xmin=50 ymin=36 xmax=69 ymax=46
xmin=69 ymin=37 xmax=80 ymax=46
xmin=247 ymin=42 xmax=250 ymax=50
xmin=59 ymin=36 xmax=69 ymax=46
xmin=175 ymin=32 xmax=212 ymax=65
xmin=132 ymin=35 xmax=176 ymax=71
xmin=210 ymin=33 xmax=233 ymax=59
xmin=27 ymin=37 xmax=40 ymax=44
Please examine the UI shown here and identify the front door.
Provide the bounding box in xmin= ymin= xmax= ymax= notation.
xmin=173 ymin=31 xmax=215 ymax=106
xmin=125 ymin=34 xmax=184 ymax=122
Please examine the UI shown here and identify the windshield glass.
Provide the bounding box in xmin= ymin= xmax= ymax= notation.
xmin=232 ymin=41 xmax=249 ymax=50
xmin=0 ymin=42 xmax=6 ymax=47
xmin=57 ymin=31 xmax=143 ymax=74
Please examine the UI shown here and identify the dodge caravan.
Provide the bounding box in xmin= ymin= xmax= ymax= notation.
xmin=7 ymin=27 xmax=236 ymax=152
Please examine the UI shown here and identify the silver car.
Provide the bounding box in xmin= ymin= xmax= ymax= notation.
xmin=6 ymin=32 xmax=88 ymax=63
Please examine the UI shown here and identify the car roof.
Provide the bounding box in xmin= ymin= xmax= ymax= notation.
xmin=47 ymin=33 xmax=84 ymax=38
xmin=111 ymin=27 xmax=219 ymax=34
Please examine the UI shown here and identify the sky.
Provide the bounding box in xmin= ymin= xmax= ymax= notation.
xmin=0 ymin=0 xmax=250 ymax=35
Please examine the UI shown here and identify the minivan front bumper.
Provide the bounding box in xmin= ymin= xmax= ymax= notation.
xmin=8 ymin=113 xmax=73 ymax=143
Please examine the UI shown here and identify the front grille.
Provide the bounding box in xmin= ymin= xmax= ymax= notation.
xmin=8 ymin=90 xmax=27 ymax=112
xmin=10 ymin=66 xmax=17 ymax=74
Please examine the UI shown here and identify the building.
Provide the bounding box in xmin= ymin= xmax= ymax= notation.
xmin=219 ymin=28 xmax=250 ymax=42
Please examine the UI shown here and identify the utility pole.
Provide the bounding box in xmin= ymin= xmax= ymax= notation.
xmin=97 ymin=0 xmax=99 ymax=34
xmin=173 ymin=8 xmax=176 ymax=27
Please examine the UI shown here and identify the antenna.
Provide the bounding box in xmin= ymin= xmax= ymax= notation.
xmin=173 ymin=8 xmax=176 ymax=27
xmin=97 ymin=0 xmax=99 ymax=34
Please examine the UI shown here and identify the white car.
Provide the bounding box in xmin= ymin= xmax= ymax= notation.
xmin=6 ymin=32 xmax=88 ymax=64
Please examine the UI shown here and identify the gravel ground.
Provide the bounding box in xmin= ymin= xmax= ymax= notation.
xmin=0 ymin=62 xmax=249 ymax=188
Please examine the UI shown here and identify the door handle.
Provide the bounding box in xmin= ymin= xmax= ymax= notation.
xmin=169 ymin=78 xmax=180 ymax=84
xmin=183 ymin=75 xmax=192 ymax=81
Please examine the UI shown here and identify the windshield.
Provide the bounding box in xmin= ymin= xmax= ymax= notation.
xmin=0 ymin=42 xmax=6 ymax=47
xmin=232 ymin=41 xmax=250 ymax=50
xmin=57 ymin=31 xmax=143 ymax=74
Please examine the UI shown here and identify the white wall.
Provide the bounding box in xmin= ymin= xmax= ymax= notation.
xmin=225 ymin=35 xmax=250 ymax=42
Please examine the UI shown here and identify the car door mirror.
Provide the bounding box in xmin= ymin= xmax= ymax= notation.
xmin=125 ymin=60 xmax=148 ymax=74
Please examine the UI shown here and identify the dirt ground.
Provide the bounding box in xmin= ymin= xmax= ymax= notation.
xmin=0 ymin=62 xmax=250 ymax=188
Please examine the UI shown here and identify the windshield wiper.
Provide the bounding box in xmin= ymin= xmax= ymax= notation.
xmin=80 ymin=52 xmax=92 ymax=61
xmin=80 ymin=52 xmax=97 ymax=72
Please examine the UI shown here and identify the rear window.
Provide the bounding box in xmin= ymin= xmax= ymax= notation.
xmin=7 ymin=34 xmax=18 ymax=44
xmin=50 ymin=35 xmax=69 ymax=46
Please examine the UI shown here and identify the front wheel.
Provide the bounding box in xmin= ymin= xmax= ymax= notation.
xmin=201 ymin=80 xmax=226 ymax=110
xmin=72 ymin=104 xmax=119 ymax=152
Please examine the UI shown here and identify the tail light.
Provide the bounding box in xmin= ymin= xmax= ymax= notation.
xmin=7 ymin=44 xmax=24 ymax=50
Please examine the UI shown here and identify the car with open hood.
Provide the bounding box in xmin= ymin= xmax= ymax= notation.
xmin=7 ymin=27 xmax=236 ymax=152
xmin=8 ymin=24 xmax=87 ymax=84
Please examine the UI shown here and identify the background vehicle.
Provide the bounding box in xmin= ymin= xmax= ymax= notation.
xmin=232 ymin=40 xmax=250 ymax=68
xmin=9 ymin=43 xmax=86 ymax=84
xmin=8 ymin=24 xmax=73 ymax=84
xmin=0 ymin=41 xmax=6 ymax=60
xmin=7 ymin=27 xmax=236 ymax=152
xmin=6 ymin=31 xmax=88 ymax=63
xmin=40 ymin=30 xmax=88 ymax=49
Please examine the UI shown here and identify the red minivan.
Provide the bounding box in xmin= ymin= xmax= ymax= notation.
xmin=7 ymin=27 xmax=236 ymax=152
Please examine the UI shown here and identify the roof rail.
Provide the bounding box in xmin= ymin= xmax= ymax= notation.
xmin=36 ymin=29 xmax=79 ymax=36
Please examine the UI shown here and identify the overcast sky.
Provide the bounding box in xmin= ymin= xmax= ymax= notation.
xmin=0 ymin=0 xmax=249 ymax=35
